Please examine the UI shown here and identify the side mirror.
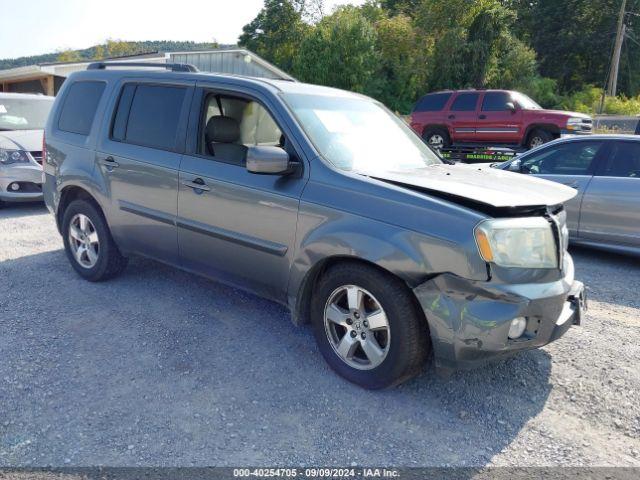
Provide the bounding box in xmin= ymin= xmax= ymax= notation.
xmin=506 ymin=102 xmax=516 ymax=112
xmin=246 ymin=145 xmax=291 ymax=175
xmin=508 ymin=159 xmax=521 ymax=172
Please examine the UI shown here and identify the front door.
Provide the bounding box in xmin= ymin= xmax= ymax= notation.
xmin=476 ymin=92 xmax=522 ymax=144
xmin=518 ymin=140 xmax=605 ymax=236
xmin=96 ymin=80 xmax=194 ymax=264
xmin=177 ymin=87 xmax=307 ymax=301
xmin=448 ymin=92 xmax=480 ymax=143
xmin=579 ymin=140 xmax=640 ymax=247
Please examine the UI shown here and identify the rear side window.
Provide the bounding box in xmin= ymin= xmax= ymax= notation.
xmin=58 ymin=81 xmax=106 ymax=135
xmin=481 ymin=92 xmax=512 ymax=111
xmin=413 ymin=93 xmax=452 ymax=112
xmin=450 ymin=93 xmax=479 ymax=111
xmin=600 ymin=141 xmax=640 ymax=178
xmin=112 ymin=84 xmax=187 ymax=151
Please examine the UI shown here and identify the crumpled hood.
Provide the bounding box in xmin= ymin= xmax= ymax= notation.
xmin=371 ymin=163 xmax=577 ymax=208
xmin=0 ymin=129 xmax=43 ymax=152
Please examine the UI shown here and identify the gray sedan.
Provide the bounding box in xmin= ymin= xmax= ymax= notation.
xmin=496 ymin=135 xmax=640 ymax=255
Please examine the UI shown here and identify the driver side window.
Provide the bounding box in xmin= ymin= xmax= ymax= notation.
xmin=520 ymin=141 xmax=602 ymax=175
xmin=199 ymin=93 xmax=283 ymax=166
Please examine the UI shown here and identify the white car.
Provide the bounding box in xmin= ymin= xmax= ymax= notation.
xmin=0 ymin=92 xmax=54 ymax=206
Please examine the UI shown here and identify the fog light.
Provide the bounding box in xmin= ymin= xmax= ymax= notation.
xmin=508 ymin=317 xmax=527 ymax=339
xmin=10 ymin=183 xmax=20 ymax=191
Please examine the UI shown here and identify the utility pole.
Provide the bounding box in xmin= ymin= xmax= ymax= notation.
xmin=607 ymin=0 xmax=627 ymax=97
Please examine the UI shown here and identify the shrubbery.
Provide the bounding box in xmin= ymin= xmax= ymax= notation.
xmin=240 ymin=0 xmax=640 ymax=115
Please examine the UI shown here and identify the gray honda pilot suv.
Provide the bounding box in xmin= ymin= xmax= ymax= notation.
xmin=43 ymin=63 xmax=586 ymax=389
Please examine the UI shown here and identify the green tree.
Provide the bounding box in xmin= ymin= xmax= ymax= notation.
xmin=105 ymin=39 xmax=140 ymax=58
xmin=56 ymin=49 xmax=81 ymax=62
xmin=238 ymin=0 xmax=309 ymax=71
xmin=484 ymin=34 xmax=537 ymax=91
xmin=292 ymin=6 xmax=380 ymax=95
xmin=374 ymin=13 xmax=427 ymax=111
xmin=379 ymin=0 xmax=422 ymax=16
xmin=464 ymin=3 xmax=514 ymax=86
xmin=92 ymin=45 xmax=105 ymax=60
xmin=510 ymin=0 xmax=640 ymax=96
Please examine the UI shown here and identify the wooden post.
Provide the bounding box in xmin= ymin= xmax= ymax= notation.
xmin=39 ymin=76 xmax=54 ymax=96
xmin=607 ymin=0 xmax=627 ymax=97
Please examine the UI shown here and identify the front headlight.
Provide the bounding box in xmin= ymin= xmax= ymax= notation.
xmin=474 ymin=217 xmax=558 ymax=268
xmin=0 ymin=149 xmax=30 ymax=165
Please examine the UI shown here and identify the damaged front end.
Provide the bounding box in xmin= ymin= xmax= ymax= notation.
xmin=413 ymin=254 xmax=585 ymax=374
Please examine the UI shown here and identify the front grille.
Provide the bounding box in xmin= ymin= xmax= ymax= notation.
xmin=578 ymin=119 xmax=592 ymax=132
xmin=548 ymin=208 xmax=567 ymax=270
xmin=30 ymin=151 xmax=43 ymax=164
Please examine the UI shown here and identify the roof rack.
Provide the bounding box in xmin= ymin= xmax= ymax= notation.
xmin=86 ymin=62 xmax=199 ymax=73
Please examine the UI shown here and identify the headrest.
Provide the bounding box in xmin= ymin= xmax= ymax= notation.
xmin=206 ymin=116 xmax=241 ymax=143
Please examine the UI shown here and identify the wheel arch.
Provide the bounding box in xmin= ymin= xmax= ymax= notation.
xmin=290 ymin=253 xmax=431 ymax=328
xmin=56 ymin=184 xmax=106 ymax=233
xmin=523 ymin=124 xmax=560 ymax=146
xmin=422 ymin=124 xmax=450 ymax=138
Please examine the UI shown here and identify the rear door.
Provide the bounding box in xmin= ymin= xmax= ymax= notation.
xmin=518 ymin=140 xmax=606 ymax=235
xmin=448 ymin=92 xmax=480 ymax=143
xmin=410 ymin=92 xmax=452 ymax=135
xmin=476 ymin=91 xmax=522 ymax=144
xmin=579 ymin=140 xmax=640 ymax=247
xmin=95 ymin=79 xmax=194 ymax=264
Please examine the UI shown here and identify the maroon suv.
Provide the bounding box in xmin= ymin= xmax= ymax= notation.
xmin=410 ymin=89 xmax=592 ymax=150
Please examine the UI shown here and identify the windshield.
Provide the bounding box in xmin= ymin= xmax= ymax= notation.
xmin=0 ymin=96 xmax=54 ymax=131
xmin=512 ymin=92 xmax=542 ymax=110
xmin=282 ymin=93 xmax=441 ymax=174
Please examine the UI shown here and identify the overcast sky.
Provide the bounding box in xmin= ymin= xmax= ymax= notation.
xmin=0 ymin=0 xmax=364 ymax=60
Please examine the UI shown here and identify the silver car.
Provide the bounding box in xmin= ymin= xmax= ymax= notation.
xmin=0 ymin=92 xmax=54 ymax=206
xmin=497 ymin=135 xmax=640 ymax=256
xmin=43 ymin=64 xmax=585 ymax=389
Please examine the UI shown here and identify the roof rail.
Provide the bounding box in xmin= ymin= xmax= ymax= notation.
xmin=86 ymin=62 xmax=199 ymax=73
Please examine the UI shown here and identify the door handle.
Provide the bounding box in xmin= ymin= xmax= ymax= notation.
xmin=181 ymin=178 xmax=211 ymax=193
xmin=478 ymin=114 xmax=487 ymax=119
xmin=100 ymin=156 xmax=119 ymax=170
xmin=448 ymin=114 xmax=456 ymax=119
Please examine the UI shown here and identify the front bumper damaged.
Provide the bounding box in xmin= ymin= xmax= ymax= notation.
xmin=414 ymin=255 xmax=585 ymax=373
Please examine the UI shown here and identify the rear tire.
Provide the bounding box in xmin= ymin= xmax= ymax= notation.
xmin=61 ymin=199 xmax=127 ymax=282
xmin=527 ymin=129 xmax=553 ymax=149
xmin=311 ymin=262 xmax=430 ymax=389
xmin=422 ymin=127 xmax=451 ymax=150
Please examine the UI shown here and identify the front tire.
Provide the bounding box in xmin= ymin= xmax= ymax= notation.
xmin=311 ymin=263 xmax=430 ymax=389
xmin=527 ymin=129 xmax=553 ymax=149
xmin=61 ymin=199 xmax=127 ymax=282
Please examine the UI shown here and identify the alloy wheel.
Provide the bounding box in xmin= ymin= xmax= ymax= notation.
xmin=68 ymin=213 xmax=100 ymax=269
xmin=428 ymin=134 xmax=444 ymax=149
xmin=323 ymin=285 xmax=391 ymax=370
xmin=529 ymin=136 xmax=544 ymax=148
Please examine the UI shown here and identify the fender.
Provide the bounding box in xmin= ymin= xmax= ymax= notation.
xmin=287 ymin=203 xmax=479 ymax=325
xmin=522 ymin=123 xmax=560 ymax=145
xmin=49 ymin=154 xmax=110 ymax=231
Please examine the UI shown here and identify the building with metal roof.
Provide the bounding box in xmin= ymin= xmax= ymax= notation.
xmin=0 ymin=49 xmax=294 ymax=96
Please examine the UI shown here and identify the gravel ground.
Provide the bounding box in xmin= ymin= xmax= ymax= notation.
xmin=1 ymin=203 xmax=639 ymax=467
